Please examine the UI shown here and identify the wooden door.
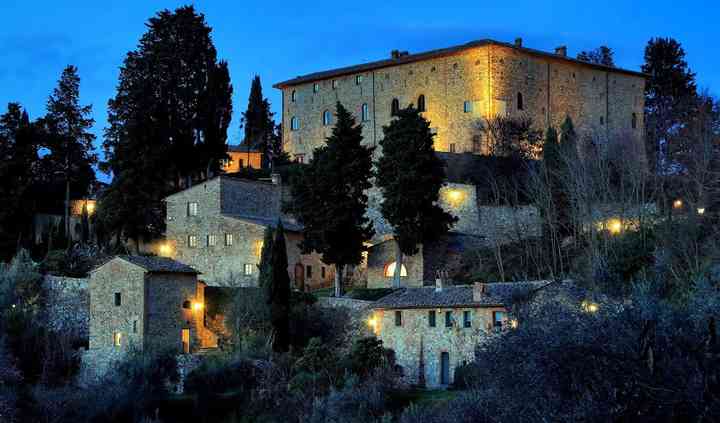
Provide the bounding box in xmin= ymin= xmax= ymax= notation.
xmin=440 ymin=352 xmax=450 ymax=385
xmin=181 ymin=329 xmax=190 ymax=354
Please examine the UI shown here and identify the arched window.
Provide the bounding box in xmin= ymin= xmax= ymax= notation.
xmin=291 ymin=90 xmax=296 ymax=102
xmin=517 ymin=92 xmax=524 ymax=111
xmin=384 ymin=261 xmax=408 ymax=277
xmin=391 ymin=98 xmax=400 ymax=116
xmin=182 ymin=300 xmax=191 ymax=309
xmin=417 ymin=94 xmax=426 ymax=112
xmin=322 ymin=110 xmax=332 ymax=126
xmin=290 ymin=116 xmax=299 ymax=131
xmin=361 ymin=103 xmax=369 ymax=122
xmin=631 ymin=113 xmax=637 ymax=129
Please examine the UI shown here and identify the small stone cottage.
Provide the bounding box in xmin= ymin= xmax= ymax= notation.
xmin=370 ymin=280 xmax=549 ymax=387
xmin=88 ymin=256 xmax=217 ymax=355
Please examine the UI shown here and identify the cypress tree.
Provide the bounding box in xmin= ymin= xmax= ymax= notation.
xmin=288 ymin=102 xmax=375 ymax=297
xmin=376 ymin=106 xmax=457 ymax=288
xmin=241 ymin=76 xmax=275 ymax=169
xmin=257 ymin=226 xmax=275 ymax=289
xmin=267 ymin=221 xmax=290 ymax=352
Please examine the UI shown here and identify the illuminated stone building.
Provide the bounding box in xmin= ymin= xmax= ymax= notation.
xmin=221 ymin=144 xmax=263 ymax=173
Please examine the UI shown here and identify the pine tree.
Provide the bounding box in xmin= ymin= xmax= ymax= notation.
xmin=376 ymin=106 xmax=457 ymax=288
xmin=266 ymin=221 xmax=290 ymax=352
xmin=642 ymin=37 xmax=698 ymax=173
xmin=577 ymin=46 xmax=615 ymax=67
xmin=288 ymin=102 xmax=375 ymax=297
xmin=38 ymin=65 xmax=97 ymax=245
xmin=241 ymin=76 xmax=276 ymax=169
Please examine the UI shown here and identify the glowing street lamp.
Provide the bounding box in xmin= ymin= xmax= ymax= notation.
xmin=673 ymin=199 xmax=683 ymax=209
xmin=607 ymin=218 xmax=622 ymax=235
xmin=192 ymin=301 xmax=204 ymax=312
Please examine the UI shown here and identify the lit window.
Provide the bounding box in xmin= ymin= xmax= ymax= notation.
xmin=322 ymin=110 xmax=332 ymax=126
xmin=188 ymin=235 xmax=198 ymax=248
xmin=114 ymin=292 xmax=121 ymax=307
xmin=428 ymin=310 xmax=436 ymax=327
xmin=631 ymin=113 xmax=637 ymax=129
xmin=113 ymin=332 xmax=122 ymax=347
xmin=463 ymin=310 xmax=472 ymax=328
xmin=220 ymin=158 xmax=232 ymax=168
xmin=391 ymin=98 xmax=400 ymax=116
xmin=187 ymin=202 xmax=198 ymax=216
xmin=207 ymin=234 xmax=217 ymax=247
xmin=395 ymin=310 xmax=402 ymax=326
xmin=332 ymin=79 xmax=338 ymax=89
xmin=225 ymin=233 xmax=233 ymax=246
xmin=355 ymin=75 xmax=363 ymax=85
xmin=384 ymin=261 xmax=408 ymax=277
xmin=463 ymin=101 xmax=473 ymax=113
xmin=445 ymin=311 xmax=453 ymax=327
xmin=361 ymin=103 xmax=369 ymax=122
xmin=290 ymin=116 xmax=300 ymax=131
xmin=295 ymin=154 xmax=305 ymax=164
xmin=313 ymin=83 xmax=319 ymax=93
xmin=254 ymin=240 xmax=264 ymax=258
xmin=306 ymin=265 xmax=313 ymax=279
xmin=244 ymin=264 xmax=254 ymax=276
xmin=517 ymin=92 xmax=524 ymax=110
xmin=417 ymin=94 xmax=426 ymax=112
xmin=493 ymin=311 xmax=507 ymax=328
xmin=291 ymin=90 xmax=296 ymax=102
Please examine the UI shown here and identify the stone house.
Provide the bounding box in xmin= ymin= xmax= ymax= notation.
xmin=222 ymin=144 xmax=263 ymax=172
xmin=369 ymin=280 xmax=549 ymax=387
xmin=164 ymin=175 xmax=334 ymax=289
xmin=88 ymin=256 xmax=216 ymax=355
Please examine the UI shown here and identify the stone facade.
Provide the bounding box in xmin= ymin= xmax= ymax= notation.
xmin=43 ymin=276 xmax=89 ymax=338
xmin=165 ymin=175 xmax=334 ymax=289
xmin=275 ymin=39 xmax=645 ymax=162
xmin=88 ymin=256 xmax=215 ymax=355
xmin=222 ymin=145 xmax=262 ymax=172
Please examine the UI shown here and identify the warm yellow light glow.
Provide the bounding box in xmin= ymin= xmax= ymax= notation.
xmin=85 ymin=201 xmax=96 ymax=214
xmin=509 ymin=319 xmax=519 ymax=329
xmin=673 ymin=199 xmax=683 ymax=209
xmin=192 ymin=302 xmax=204 ymax=312
xmin=582 ymin=300 xmax=599 ymax=313
xmin=114 ymin=332 xmax=122 ymax=347
xmin=607 ymin=218 xmax=623 ymax=235
xmin=444 ymin=188 xmax=465 ymax=206
xmin=367 ymin=317 xmax=377 ymax=329
xmin=159 ymin=243 xmax=172 ymax=257
xmin=385 ymin=262 xmax=408 ymax=277
xmin=697 ymin=207 xmax=705 ymax=215
xmin=254 ymin=240 xmax=264 ymax=259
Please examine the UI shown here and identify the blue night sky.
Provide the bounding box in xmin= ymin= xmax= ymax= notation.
xmin=1 ymin=0 xmax=718 ymax=181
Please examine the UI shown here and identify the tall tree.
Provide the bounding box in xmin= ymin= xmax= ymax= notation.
xmin=642 ymin=37 xmax=698 ymax=173
xmin=102 ymin=6 xmax=232 ymax=246
xmin=577 ymin=46 xmax=615 ymax=67
xmin=240 ymin=76 xmax=275 ymax=169
xmin=266 ymin=221 xmax=290 ymax=352
xmin=376 ymin=106 xmax=457 ymax=288
xmin=38 ymin=65 xmax=97 ymax=243
xmin=0 ymin=103 xmax=38 ymax=256
xmin=288 ymin=102 xmax=375 ymax=297
xmin=257 ymin=225 xmax=275 ymax=289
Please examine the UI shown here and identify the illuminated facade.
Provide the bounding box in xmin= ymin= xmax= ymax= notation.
xmin=274 ymin=38 xmax=645 ymax=162
xmin=222 ymin=145 xmax=263 ymax=173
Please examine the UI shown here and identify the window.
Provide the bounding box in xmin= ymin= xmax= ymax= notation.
xmin=306 ymin=265 xmax=313 ymax=279
xmin=291 ymin=90 xmax=296 ymax=102
xmin=187 ymin=202 xmax=198 ymax=216
xmin=114 ymin=292 xmax=121 ymax=307
xmin=113 ymin=332 xmax=122 ymax=347
xmin=517 ymin=92 xmax=524 ymax=111
xmin=322 ymin=110 xmax=332 ymax=126
xmin=243 ymin=264 xmax=254 ymax=276
xmin=207 ymin=234 xmax=217 ymax=247
xmin=417 ymin=94 xmax=426 ymax=112
xmin=220 ymin=158 xmax=232 ymax=168
xmin=132 ymin=320 xmax=138 ymax=334
xmin=332 ymin=79 xmax=338 ymax=89
xmin=355 ymin=75 xmax=363 ymax=85
xmin=391 ymin=98 xmax=400 ymax=116
xmin=225 ymin=233 xmax=233 ymax=246
xmin=313 ymin=83 xmax=319 ymax=93
xmin=449 ymin=143 xmax=456 ymax=153
xmin=428 ymin=310 xmax=436 ymax=327
xmin=600 ymin=116 xmax=605 ymax=125
xmin=188 ymin=235 xmax=198 ymax=248
xmin=290 ymin=116 xmax=300 ymax=131
xmin=395 ymin=310 xmax=402 ymax=326
xmin=384 ymin=261 xmax=408 ymax=277
xmin=182 ymin=300 xmax=191 ymax=309
xmin=445 ymin=311 xmax=453 ymax=327
xmin=463 ymin=311 xmax=472 ymax=328
xmin=321 ymin=266 xmax=326 ymax=279
xmin=463 ymin=101 xmax=473 ymax=113
xmin=631 ymin=113 xmax=637 ymax=129
xmin=361 ymin=103 xmax=369 ymax=121
xmin=472 ymin=135 xmax=482 ymax=154
xmin=493 ymin=311 xmax=507 ymax=328
xmin=295 ymin=154 xmax=305 ymax=164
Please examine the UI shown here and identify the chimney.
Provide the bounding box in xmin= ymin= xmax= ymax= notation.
xmin=514 ymin=37 xmax=523 ymax=48
xmin=554 ymin=46 xmax=567 ymax=57
xmin=271 ymin=173 xmax=282 ymax=185
xmin=472 ymin=282 xmax=486 ymax=302
xmin=435 ymin=270 xmax=447 ymax=292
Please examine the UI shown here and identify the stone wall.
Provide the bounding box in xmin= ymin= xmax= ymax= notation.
xmin=372 ymin=305 xmax=504 ymax=387
xmin=43 ymin=275 xmax=89 ymax=338
xmin=366 ymin=240 xmax=424 ymax=289
xmin=280 ymin=42 xmax=645 ymax=162
xmin=476 ymin=205 xmax=542 ymax=246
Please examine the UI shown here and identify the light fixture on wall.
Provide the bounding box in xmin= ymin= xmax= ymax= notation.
xmin=673 ymin=199 xmax=683 ymax=209
xmin=445 ymin=188 xmax=465 ymax=206
xmin=159 ymin=243 xmax=172 ymax=257
xmin=581 ymin=300 xmax=599 ymax=313
xmin=192 ymin=302 xmax=204 ymax=312
xmin=697 ymin=207 xmax=706 ymax=215
xmin=607 ymin=218 xmax=622 ymax=235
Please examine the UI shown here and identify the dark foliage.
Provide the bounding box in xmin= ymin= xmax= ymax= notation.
xmin=267 ymin=222 xmax=291 ymax=352
xmin=577 ymin=45 xmax=615 ymax=67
